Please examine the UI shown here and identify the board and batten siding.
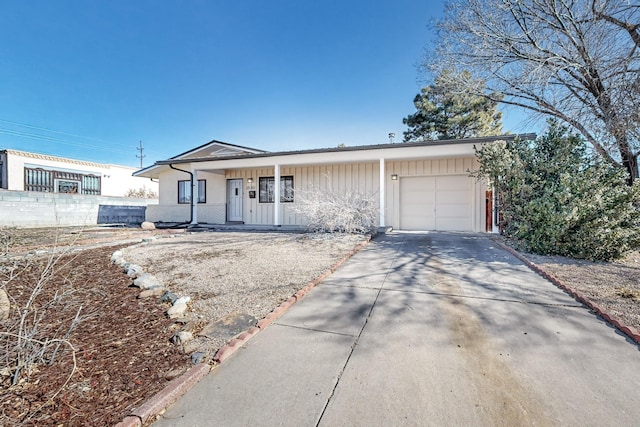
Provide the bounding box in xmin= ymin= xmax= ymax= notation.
xmin=226 ymin=162 xmax=380 ymax=226
xmin=384 ymin=157 xmax=487 ymax=232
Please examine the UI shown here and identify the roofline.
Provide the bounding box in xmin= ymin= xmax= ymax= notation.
xmin=0 ymin=148 xmax=137 ymax=169
xmin=169 ymin=139 xmax=267 ymax=160
xmin=153 ymin=133 xmax=535 ymax=166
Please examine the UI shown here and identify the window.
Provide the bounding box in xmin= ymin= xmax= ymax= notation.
xmin=57 ymin=180 xmax=80 ymax=193
xmin=24 ymin=167 xmax=101 ymax=195
xmin=178 ymin=179 xmax=206 ymax=204
xmin=259 ymin=176 xmax=294 ymax=203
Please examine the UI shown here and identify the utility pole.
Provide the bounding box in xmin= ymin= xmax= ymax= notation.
xmin=136 ymin=140 xmax=145 ymax=168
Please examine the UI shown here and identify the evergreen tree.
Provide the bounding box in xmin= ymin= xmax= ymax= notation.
xmin=403 ymin=70 xmax=503 ymax=142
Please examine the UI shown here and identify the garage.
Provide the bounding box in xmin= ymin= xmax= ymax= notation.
xmin=399 ymin=175 xmax=473 ymax=231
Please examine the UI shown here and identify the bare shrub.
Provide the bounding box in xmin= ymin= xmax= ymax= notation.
xmin=0 ymin=226 xmax=16 ymax=255
xmin=124 ymin=186 xmax=157 ymax=198
xmin=292 ymin=185 xmax=379 ymax=234
xmin=0 ymin=229 xmax=83 ymax=423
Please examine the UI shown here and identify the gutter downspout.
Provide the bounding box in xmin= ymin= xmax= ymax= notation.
xmin=169 ymin=164 xmax=194 ymax=225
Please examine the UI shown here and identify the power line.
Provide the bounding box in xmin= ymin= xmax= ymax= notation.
xmin=0 ymin=118 xmax=134 ymax=150
xmin=0 ymin=127 xmax=133 ymax=155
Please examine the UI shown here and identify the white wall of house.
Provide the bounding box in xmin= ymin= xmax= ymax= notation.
xmin=225 ymin=162 xmax=380 ymax=226
xmin=135 ymin=137 xmax=513 ymax=232
xmin=143 ymin=157 xmax=488 ymax=231
xmin=0 ymin=150 xmax=158 ymax=197
xmin=147 ymin=168 xmax=226 ymax=223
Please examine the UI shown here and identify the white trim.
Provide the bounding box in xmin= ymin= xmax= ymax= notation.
xmin=274 ymin=164 xmax=281 ymax=226
xmin=379 ymin=158 xmax=385 ymax=227
xmin=191 ymin=169 xmax=199 ymax=224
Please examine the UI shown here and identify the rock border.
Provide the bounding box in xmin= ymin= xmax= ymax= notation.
xmin=492 ymin=238 xmax=640 ymax=345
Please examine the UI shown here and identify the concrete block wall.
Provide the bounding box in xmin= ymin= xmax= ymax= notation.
xmin=0 ymin=190 xmax=158 ymax=227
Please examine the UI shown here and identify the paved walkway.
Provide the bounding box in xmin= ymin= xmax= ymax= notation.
xmin=154 ymin=232 xmax=640 ymax=426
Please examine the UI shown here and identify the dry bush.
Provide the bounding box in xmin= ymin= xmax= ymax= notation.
xmin=0 ymin=226 xmax=16 ymax=255
xmin=124 ymin=186 xmax=157 ymax=199
xmin=291 ymin=185 xmax=379 ymax=234
xmin=0 ymin=230 xmax=84 ymax=423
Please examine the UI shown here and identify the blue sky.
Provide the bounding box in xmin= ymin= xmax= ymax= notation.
xmin=0 ymin=1 xmax=532 ymax=168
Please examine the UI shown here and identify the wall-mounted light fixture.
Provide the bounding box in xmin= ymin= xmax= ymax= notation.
xmin=391 ymin=174 xmax=398 ymax=180
xmin=247 ymin=177 xmax=253 ymax=183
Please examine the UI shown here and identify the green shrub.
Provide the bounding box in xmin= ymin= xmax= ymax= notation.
xmin=473 ymin=121 xmax=640 ymax=260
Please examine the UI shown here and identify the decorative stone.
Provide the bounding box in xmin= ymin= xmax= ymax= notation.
xmin=138 ymin=287 xmax=166 ymax=298
xmin=141 ymin=221 xmax=156 ymax=230
xmin=171 ymin=331 xmax=193 ymax=345
xmin=167 ymin=302 xmax=188 ymax=319
xmin=110 ymin=250 xmax=123 ymax=264
xmin=0 ymin=289 xmax=10 ymax=321
xmin=160 ymin=291 xmax=178 ymax=305
xmin=133 ymin=273 xmax=162 ymax=290
xmin=126 ymin=264 xmax=143 ymax=278
xmin=174 ymin=296 xmax=191 ymax=305
xmin=191 ymin=351 xmax=206 ymax=364
xmin=114 ymin=257 xmax=129 ymax=267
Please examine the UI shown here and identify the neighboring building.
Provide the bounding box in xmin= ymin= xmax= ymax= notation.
xmin=134 ymin=135 xmax=534 ymax=232
xmin=0 ymin=149 xmax=158 ymax=197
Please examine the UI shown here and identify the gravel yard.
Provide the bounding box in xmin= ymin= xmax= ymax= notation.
xmin=121 ymin=232 xmax=368 ymax=356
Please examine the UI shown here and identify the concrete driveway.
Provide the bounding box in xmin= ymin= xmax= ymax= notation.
xmin=154 ymin=232 xmax=640 ymax=426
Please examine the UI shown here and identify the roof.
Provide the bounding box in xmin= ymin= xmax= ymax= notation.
xmin=158 ymin=134 xmax=535 ymax=165
xmin=0 ymin=148 xmax=137 ymax=170
xmin=169 ymin=140 xmax=267 ymax=160
xmin=133 ymin=133 xmax=536 ymax=178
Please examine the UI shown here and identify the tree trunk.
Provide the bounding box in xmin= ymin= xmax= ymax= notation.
xmin=621 ymin=147 xmax=639 ymax=184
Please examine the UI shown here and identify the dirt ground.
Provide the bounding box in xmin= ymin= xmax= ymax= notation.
xmin=0 ymin=226 xmax=638 ymax=426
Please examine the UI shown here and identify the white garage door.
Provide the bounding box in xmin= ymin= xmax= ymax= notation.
xmin=400 ymin=175 xmax=473 ymax=231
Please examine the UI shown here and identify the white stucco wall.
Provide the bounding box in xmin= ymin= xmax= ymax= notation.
xmin=1 ymin=150 xmax=158 ymax=197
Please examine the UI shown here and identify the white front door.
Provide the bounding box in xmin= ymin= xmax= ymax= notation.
xmin=227 ymin=179 xmax=243 ymax=222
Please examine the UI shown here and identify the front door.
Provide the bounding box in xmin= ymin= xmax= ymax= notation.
xmin=227 ymin=179 xmax=243 ymax=222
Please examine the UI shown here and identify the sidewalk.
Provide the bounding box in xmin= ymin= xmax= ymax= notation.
xmin=153 ymin=232 xmax=640 ymax=427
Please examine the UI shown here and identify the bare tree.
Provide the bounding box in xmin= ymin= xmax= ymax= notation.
xmin=430 ymin=0 xmax=640 ymax=182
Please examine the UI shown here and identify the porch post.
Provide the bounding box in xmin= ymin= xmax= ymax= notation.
xmin=191 ymin=168 xmax=198 ymax=225
xmin=274 ymin=164 xmax=281 ymax=226
xmin=379 ymin=158 xmax=385 ymax=227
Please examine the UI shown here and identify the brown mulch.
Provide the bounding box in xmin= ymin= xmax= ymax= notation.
xmin=0 ymin=244 xmax=191 ymax=426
